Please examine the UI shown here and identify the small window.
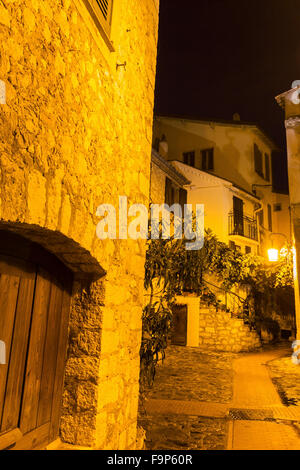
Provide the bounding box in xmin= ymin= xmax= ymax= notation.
xmin=273 ymin=203 xmax=282 ymax=212
xmin=86 ymin=0 xmax=114 ymax=36
xmin=229 ymin=241 xmax=236 ymax=251
xmin=201 ymin=148 xmax=214 ymax=171
xmin=165 ymin=177 xmax=181 ymax=207
xmin=268 ymin=204 xmax=272 ymax=231
xmin=179 ymin=188 xmax=187 ymax=213
xmin=245 ymin=246 xmax=251 ymax=254
xmin=165 ymin=178 xmax=175 ymax=206
xmin=183 ymin=151 xmax=195 ymax=167
xmin=258 ymin=210 xmax=264 ymax=227
xmin=265 ymin=153 xmax=270 ymax=182
xmin=254 ymin=144 xmax=263 ymax=177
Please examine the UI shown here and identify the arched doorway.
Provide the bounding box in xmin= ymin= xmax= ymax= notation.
xmin=0 ymin=231 xmax=73 ymax=450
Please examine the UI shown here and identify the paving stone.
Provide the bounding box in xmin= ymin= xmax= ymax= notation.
xmin=267 ymin=356 xmax=300 ymax=406
xmin=139 ymin=414 xmax=228 ymax=451
xmin=147 ymin=346 xmax=235 ymax=403
xmin=139 ymin=344 xmax=300 ymax=451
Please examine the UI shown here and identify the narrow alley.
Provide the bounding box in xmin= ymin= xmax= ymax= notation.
xmin=139 ymin=345 xmax=300 ymax=450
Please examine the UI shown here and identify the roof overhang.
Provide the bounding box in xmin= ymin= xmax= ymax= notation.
xmin=172 ymin=161 xmax=260 ymax=203
xmin=155 ymin=115 xmax=279 ymax=152
xmin=276 ymin=85 xmax=300 ymax=109
xmin=151 ymin=149 xmax=191 ymax=187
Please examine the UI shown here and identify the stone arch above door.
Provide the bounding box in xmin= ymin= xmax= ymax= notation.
xmin=0 ymin=221 xmax=106 ymax=282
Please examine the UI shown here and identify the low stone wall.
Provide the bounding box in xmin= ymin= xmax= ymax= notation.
xmin=198 ymin=306 xmax=261 ymax=353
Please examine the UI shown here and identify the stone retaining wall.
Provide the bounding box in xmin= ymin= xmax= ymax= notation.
xmin=199 ymin=306 xmax=261 ymax=353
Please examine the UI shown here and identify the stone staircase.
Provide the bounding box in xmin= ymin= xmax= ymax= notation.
xmin=198 ymin=305 xmax=261 ymax=353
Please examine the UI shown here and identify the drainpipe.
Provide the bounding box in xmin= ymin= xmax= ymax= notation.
xmin=276 ymin=83 xmax=300 ymax=342
xmin=254 ymin=203 xmax=263 ymax=253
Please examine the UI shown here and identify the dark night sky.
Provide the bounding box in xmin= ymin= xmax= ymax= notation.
xmin=154 ymin=0 xmax=300 ymax=193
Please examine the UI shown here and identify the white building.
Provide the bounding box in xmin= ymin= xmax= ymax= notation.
xmin=153 ymin=116 xmax=291 ymax=256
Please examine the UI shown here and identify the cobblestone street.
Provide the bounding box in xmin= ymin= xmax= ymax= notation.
xmin=139 ymin=344 xmax=300 ymax=450
xmin=139 ymin=346 xmax=235 ymax=450
xmin=148 ymin=346 xmax=235 ymax=403
xmin=267 ymin=354 xmax=300 ymax=406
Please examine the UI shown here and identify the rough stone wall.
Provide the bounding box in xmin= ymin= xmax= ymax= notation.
xmin=0 ymin=0 xmax=159 ymax=449
xmin=279 ymin=88 xmax=300 ymax=342
xmin=150 ymin=161 xmax=166 ymax=205
xmin=198 ymin=306 xmax=261 ymax=353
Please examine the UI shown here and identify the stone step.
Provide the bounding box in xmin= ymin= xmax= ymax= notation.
xmin=198 ymin=302 xmax=261 ymax=353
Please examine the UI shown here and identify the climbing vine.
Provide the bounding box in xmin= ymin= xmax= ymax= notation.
xmin=139 ymin=229 xmax=295 ymax=394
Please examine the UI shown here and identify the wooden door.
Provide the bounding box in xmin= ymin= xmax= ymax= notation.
xmin=171 ymin=304 xmax=187 ymax=346
xmin=0 ymin=232 xmax=72 ymax=450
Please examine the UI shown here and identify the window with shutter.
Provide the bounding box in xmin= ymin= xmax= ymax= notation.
xmin=179 ymin=188 xmax=187 ymax=213
xmin=273 ymin=203 xmax=282 ymax=212
xmin=86 ymin=0 xmax=113 ymax=36
xmin=268 ymin=204 xmax=272 ymax=231
xmin=183 ymin=151 xmax=195 ymax=167
xmin=208 ymin=149 xmax=214 ymax=170
xmin=201 ymin=148 xmax=214 ymax=171
xmin=254 ymin=144 xmax=263 ymax=177
xmin=258 ymin=209 xmax=264 ymax=227
xmin=233 ymin=196 xmax=244 ymax=236
xmin=165 ymin=177 xmax=174 ymax=206
xmin=265 ymin=153 xmax=270 ymax=182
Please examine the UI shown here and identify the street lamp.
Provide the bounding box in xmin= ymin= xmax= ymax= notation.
xmin=268 ymin=248 xmax=279 ymax=262
xmin=268 ymin=232 xmax=288 ymax=262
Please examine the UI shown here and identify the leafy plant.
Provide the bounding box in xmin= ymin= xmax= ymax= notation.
xmin=139 ymin=228 xmax=295 ymax=395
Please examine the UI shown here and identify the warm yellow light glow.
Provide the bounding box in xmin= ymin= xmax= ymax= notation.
xmin=280 ymin=247 xmax=288 ymax=258
xmin=268 ymin=248 xmax=279 ymax=262
xmin=292 ymin=247 xmax=297 ymax=279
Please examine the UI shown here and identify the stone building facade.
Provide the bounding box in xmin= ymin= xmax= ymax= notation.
xmin=0 ymin=0 xmax=159 ymax=450
xmin=276 ymin=85 xmax=300 ymax=342
xmin=150 ymin=149 xmax=190 ymax=205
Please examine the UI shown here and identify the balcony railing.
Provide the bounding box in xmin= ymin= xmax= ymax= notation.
xmin=228 ymin=211 xmax=258 ymax=241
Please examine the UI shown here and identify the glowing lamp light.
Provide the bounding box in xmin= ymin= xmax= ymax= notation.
xmin=268 ymin=248 xmax=279 ymax=262
xmin=280 ymin=247 xmax=288 ymax=258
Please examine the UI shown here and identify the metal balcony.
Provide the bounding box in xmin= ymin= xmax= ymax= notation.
xmin=228 ymin=211 xmax=258 ymax=241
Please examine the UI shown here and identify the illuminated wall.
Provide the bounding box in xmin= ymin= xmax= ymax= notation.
xmin=0 ymin=0 xmax=159 ymax=449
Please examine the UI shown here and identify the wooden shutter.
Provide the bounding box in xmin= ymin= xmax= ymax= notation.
xmin=87 ymin=0 xmax=113 ymax=36
xmin=201 ymin=150 xmax=207 ymax=170
xmin=179 ymin=188 xmax=187 ymax=213
xmin=233 ymin=196 xmax=244 ymax=236
xmin=165 ymin=177 xmax=173 ymax=206
xmin=190 ymin=152 xmax=195 ymax=167
xmin=201 ymin=149 xmax=214 ymax=170
xmin=233 ymin=196 xmax=243 ymax=215
xmin=258 ymin=209 xmax=264 ymax=227
xmin=265 ymin=153 xmax=270 ymax=182
xmin=268 ymin=204 xmax=272 ymax=231
xmin=254 ymin=144 xmax=263 ymax=177
xmin=183 ymin=151 xmax=195 ymax=167
xmin=208 ymin=149 xmax=214 ymax=170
